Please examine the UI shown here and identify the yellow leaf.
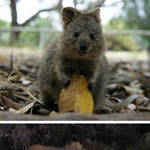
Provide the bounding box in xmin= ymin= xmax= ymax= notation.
xmin=58 ymin=75 xmax=94 ymax=113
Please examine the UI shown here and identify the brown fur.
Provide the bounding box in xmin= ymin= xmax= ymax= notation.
xmin=28 ymin=142 xmax=82 ymax=150
xmin=39 ymin=7 xmax=108 ymax=113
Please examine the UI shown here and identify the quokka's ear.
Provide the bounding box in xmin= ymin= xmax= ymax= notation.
xmin=62 ymin=7 xmax=80 ymax=27
xmin=88 ymin=8 xmax=100 ymax=23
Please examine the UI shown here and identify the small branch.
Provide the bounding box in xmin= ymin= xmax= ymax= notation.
xmin=20 ymin=0 xmax=63 ymax=27
xmin=102 ymin=1 xmax=122 ymax=7
xmin=20 ymin=7 xmax=56 ymax=26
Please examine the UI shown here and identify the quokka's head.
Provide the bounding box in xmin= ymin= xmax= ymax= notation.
xmin=60 ymin=7 xmax=105 ymax=59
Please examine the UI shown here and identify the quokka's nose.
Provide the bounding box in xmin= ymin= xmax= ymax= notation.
xmin=79 ymin=43 xmax=88 ymax=52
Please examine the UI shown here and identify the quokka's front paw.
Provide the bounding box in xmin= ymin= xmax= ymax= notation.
xmin=88 ymin=82 xmax=95 ymax=91
xmin=61 ymin=77 xmax=71 ymax=88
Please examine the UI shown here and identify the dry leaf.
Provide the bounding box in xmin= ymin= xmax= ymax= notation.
xmin=126 ymin=104 xmax=136 ymax=111
xmin=11 ymin=101 xmax=35 ymax=114
xmin=21 ymin=77 xmax=31 ymax=85
xmin=136 ymin=106 xmax=150 ymax=112
xmin=117 ymin=95 xmax=139 ymax=109
xmin=120 ymin=107 xmax=132 ymax=113
xmin=0 ymin=95 xmax=22 ymax=110
xmin=9 ymin=108 xmax=18 ymax=113
xmin=124 ymin=85 xmax=143 ymax=95
xmin=49 ymin=111 xmax=58 ymax=116
xmin=134 ymin=96 xmax=148 ymax=106
xmin=58 ymin=75 xmax=94 ymax=113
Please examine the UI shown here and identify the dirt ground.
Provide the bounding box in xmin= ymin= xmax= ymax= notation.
xmin=0 ymin=47 xmax=150 ymax=119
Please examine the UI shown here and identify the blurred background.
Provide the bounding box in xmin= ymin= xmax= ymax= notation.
xmin=0 ymin=0 xmax=149 ymax=62
xmin=1 ymin=124 xmax=150 ymax=150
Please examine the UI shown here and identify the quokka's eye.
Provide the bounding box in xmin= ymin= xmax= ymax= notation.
xmin=73 ymin=31 xmax=80 ymax=38
xmin=89 ymin=33 xmax=96 ymax=40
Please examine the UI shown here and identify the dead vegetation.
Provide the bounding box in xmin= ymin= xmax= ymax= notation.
xmin=0 ymin=48 xmax=150 ymax=119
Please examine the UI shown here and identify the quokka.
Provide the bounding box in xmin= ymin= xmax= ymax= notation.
xmin=39 ymin=7 xmax=108 ymax=113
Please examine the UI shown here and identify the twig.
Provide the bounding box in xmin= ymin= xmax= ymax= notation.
xmin=26 ymin=82 xmax=42 ymax=104
xmin=7 ymin=67 xmax=41 ymax=104
xmin=11 ymin=94 xmax=32 ymax=102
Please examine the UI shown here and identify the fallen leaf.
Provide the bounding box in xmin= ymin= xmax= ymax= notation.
xmin=136 ymin=106 xmax=150 ymax=112
xmin=58 ymin=75 xmax=94 ymax=113
xmin=124 ymin=85 xmax=143 ymax=95
xmin=10 ymin=101 xmax=35 ymax=114
xmin=0 ymin=95 xmax=22 ymax=110
xmin=21 ymin=77 xmax=31 ymax=85
xmin=126 ymin=104 xmax=136 ymax=111
xmin=134 ymin=96 xmax=149 ymax=106
xmin=49 ymin=111 xmax=58 ymax=115
xmin=116 ymin=95 xmax=139 ymax=109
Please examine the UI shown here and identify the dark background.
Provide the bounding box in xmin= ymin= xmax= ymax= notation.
xmin=0 ymin=124 xmax=150 ymax=150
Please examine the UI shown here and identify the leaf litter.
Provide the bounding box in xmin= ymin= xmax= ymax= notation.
xmin=0 ymin=49 xmax=150 ymax=116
